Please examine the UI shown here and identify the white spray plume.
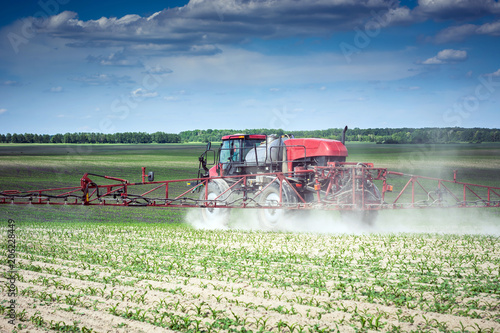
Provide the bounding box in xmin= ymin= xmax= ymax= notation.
xmin=185 ymin=207 xmax=500 ymax=235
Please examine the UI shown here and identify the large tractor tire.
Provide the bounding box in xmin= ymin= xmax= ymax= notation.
xmin=199 ymin=179 xmax=231 ymax=226
xmin=257 ymin=181 xmax=297 ymax=231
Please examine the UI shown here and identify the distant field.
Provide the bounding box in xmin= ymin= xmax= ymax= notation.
xmin=1 ymin=143 xmax=499 ymax=332
xmin=346 ymin=143 xmax=500 ymax=185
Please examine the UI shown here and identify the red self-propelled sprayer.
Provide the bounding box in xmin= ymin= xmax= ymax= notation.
xmin=2 ymin=127 xmax=499 ymax=229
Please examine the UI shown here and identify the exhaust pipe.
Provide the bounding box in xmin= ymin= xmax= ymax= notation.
xmin=341 ymin=126 xmax=348 ymax=145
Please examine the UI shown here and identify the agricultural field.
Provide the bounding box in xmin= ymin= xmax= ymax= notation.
xmin=1 ymin=142 xmax=500 ymax=332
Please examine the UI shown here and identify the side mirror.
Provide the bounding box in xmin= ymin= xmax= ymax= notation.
xmin=147 ymin=171 xmax=154 ymax=182
xmin=206 ymin=142 xmax=211 ymax=151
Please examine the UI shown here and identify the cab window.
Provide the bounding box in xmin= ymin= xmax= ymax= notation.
xmin=219 ymin=140 xmax=231 ymax=164
xmin=242 ymin=139 xmax=262 ymax=161
xmin=220 ymin=138 xmax=263 ymax=164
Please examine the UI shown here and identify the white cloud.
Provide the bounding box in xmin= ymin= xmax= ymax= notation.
xmin=434 ymin=20 xmax=500 ymax=43
xmin=131 ymin=88 xmax=158 ymax=98
xmin=2 ymin=80 xmax=22 ymax=86
xmin=21 ymin=0 xmax=500 ymax=55
xmin=9 ymin=0 xmax=407 ymax=57
xmin=437 ymin=49 xmax=468 ymax=61
xmin=0 ymin=108 xmax=7 ymax=114
xmin=486 ymin=69 xmax=500 ymax=77
xmin=413 ymin=0 xmax=500 ymax=21
xmin=382 ymin=7 xmax=413 ymax=25
xmin=142 ymin=66 xmax=173 ymax=75
xmin=422 ymin=49 xmax=467 ymax=65
xmin=414 ymin=0 xmax=500 ymax=43
xmin=433 ymin=24 xmax=477 ymax=43
xmin=69 ymin=74 xmax=133 ymax=86
xmin=87 ymin=51 xmax=143 ymax=67
xmin=477 ymin=20 xmax=500 ymax=35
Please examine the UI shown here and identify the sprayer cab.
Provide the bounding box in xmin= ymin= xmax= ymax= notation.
xmin=206 ymin=132 xmax=349 ymax=178
xmin=209 ymin=134 xmax=268 ymax=177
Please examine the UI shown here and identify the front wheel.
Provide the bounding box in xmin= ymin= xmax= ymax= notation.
xmin=257 ymin=182 xmax=297 ymax=231
xmin=199 ymin=179 xmax=231 ymax=226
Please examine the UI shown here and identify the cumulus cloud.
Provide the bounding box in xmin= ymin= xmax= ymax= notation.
xmin=413 ymin=0 xmax=500 ymax=21
xmin=1 ymin=80 xmax=22 ymax=86
xmin=477 ymin=20 xmax=500 ymax=34
xmin=413 ymin=0 xmax=500 ymax=43
xmin=69 ymin=73 xmax=134 ymax=86
xmin=87 ymin=51 xmax=143 ymax=67
xmin=3 ymin=0 xmax=500 ymax=61
xmin=130 ymin=88 xmax=158 ymax=98
xmin=485 ymin=69 xmax=500 ymax=77
xmin=433 ymin=24 xmax=478 ymax=43
xmin=422 ymin=49 xmax=467 ymax=65
xmin=434 ymin=20 xmax=500 ymax=43
xmin=142 ymin=66 xmax=173 ymax=75
xmin=0 ymin=108 xmax=6 ymax=114
xmin=12 ymin=0 xmax=407 ymax=56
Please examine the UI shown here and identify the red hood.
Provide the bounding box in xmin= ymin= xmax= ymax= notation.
xmin=284 ymin=138 xmax=348 ymax=161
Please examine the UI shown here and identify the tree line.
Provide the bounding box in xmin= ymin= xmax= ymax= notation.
xmin=0 ymin=132 xmax=181 ymax=144
xmin=1 ymin=127 xmax=499 ymax=144
xmin=179 ymin=127 xmax=500 ymax=144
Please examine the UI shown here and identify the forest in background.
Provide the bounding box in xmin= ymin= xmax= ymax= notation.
xmin=1 ymin=127 xmax=499 ymax=144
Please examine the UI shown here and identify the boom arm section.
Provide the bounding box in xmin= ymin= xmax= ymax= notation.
xmin=1 ymin=164 xmax=499 ymax=210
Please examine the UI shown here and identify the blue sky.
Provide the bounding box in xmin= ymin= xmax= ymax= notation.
xmin=0 ymin=0 xmax=499 ymax=135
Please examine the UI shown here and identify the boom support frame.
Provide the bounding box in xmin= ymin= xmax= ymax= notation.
xmin=1 ymin=164 xmax=499 ymax=211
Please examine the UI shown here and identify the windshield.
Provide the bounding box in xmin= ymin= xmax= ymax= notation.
xmin=219 ymin=139 xmax=263 ymax=164
xmin=242 ymin=139 xmax=263 ymax=161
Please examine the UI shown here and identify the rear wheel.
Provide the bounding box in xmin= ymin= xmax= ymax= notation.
xmin=199 ymin=179 xmax=231 ymax=226
xmin=257 ymin=181 xmax=297 ymax=230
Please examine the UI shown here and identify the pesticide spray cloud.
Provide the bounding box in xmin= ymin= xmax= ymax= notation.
xmin=185 ymin=207 xmax=500 ymax=236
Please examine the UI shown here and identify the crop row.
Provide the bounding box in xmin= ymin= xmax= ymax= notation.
xmin=1 ymin=222 xmax=499 ymax=332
